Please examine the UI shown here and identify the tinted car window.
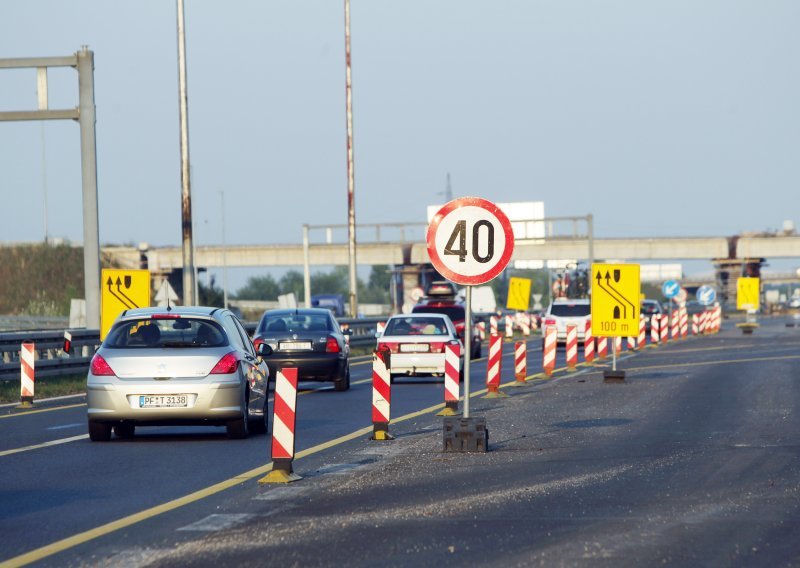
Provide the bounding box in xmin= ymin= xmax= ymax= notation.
xmin=549 ymin=304 xmax=591 ymax=317
xmin=105 ymin=318 xmax=227 ymax=348
xmin=223 ymin=315 xmax=246 ymax=350
xmin=386 ymin=317 xmax=449 ymax=336
xmin=641 ymin=302 xmax=662 ymax=316
xmin=259 ymin=314 xmax=332 ymax=334
xmin=412 ymin=305 xmax=465 ymax=321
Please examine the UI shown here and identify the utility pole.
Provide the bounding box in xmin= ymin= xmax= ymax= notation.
xmin=344 ymin=0 xmax=358 ymax=317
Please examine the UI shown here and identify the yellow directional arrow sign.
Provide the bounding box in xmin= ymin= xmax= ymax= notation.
xmin=591 ymin=263 xmax=640 ymax=337
xmin=101 ymin=269 xmax=151 ymax=339
xmin=736 ymin=277 xmax=760 ymax=311
xmin=506 ymin=277 xmax=532 ymax=311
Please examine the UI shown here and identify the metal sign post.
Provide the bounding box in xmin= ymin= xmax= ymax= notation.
xmin=464 ymin=285 xmax=472 ymax=418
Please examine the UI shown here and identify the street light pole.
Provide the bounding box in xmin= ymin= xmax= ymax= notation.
xmin=220 ymin=190 xmax=228 ymax=309
xmin=344 ymin=0 xmax=358 ymax=318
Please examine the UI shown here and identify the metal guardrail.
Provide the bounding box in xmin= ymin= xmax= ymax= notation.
xmin=0 ymin=318 xmax=382 ymax=382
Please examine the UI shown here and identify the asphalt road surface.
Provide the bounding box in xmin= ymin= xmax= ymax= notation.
xmin=1 ymin=317 xmax=799 ymax=567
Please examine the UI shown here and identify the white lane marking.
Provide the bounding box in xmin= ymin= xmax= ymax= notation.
xmin=253 ymin=486 xmax=310 ymax=501
xmin=177 ymin=513 xmax=255 ymax=532
xmin=0 ymin=434 xmax=89 ymax=458
xmin=47 ymin=423 xmax=84 ymax=431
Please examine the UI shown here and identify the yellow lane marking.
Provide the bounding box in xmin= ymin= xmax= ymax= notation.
xmin=0 ymin=435 xmax=89 ymax=458
xmin=0 ymin=403 xmax=85 ymax=420
xmin=1 ymin=361 xmax=553 ymax=568
xmin=625 ymin=354 xmax=800 ymax=373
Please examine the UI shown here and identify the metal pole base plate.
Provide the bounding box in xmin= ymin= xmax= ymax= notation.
xmin=436 ymin=406 xmax=461 ymax=417
xmin=258 ymin=469 xmax=302 ymax=484
xmin=603 ymin=370 xmax=626 ymax=383
xmin=484 ymin=390 xmax=509 ymax=399
xmin=443 ymin=417 xmax=488 ymax=453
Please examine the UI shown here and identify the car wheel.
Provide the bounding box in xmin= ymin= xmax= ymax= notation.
xmin=88 ymin=421 xmax=111 ymax=442
xmin=226 ymin=389 xmax=250 ymax=439
xmin=249 ymin=399 xmax=268 ymax=435
xmin=334 ymin=365 xmax=351 ymax=392
xmin=113 ymin=423 xmax=135 ymax=439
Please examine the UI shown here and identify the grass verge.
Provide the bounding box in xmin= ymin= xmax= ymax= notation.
xmin=0 ymin=374 xmax=86 ymax=404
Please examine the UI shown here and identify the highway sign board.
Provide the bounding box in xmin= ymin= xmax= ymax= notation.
xmin=662 ymin=280 xmax=680 ymax=299
xmin=591 ymin=263 xmax=640 ymax=337
xmin=506 ymin=277 xmax=531 ymax=311
xmin=101 ymin=269 xmax=151 ymax=339
xmin=427 ymin=197 xmax=515 ymax=286
xmin=696 ymin=285 xmax=717 ymax=306
xmin=737 ymin=277 xmax=760 ymax=311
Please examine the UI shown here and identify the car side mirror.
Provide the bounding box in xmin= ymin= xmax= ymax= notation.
xmin=257 ymin=343 xmax=273 ymax=357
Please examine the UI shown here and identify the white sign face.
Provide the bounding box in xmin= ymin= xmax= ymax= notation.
xmin=427 ymin=197 xmax=515 ymax=286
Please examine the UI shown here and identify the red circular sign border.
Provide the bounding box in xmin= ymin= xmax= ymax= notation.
xmin=426 ymin=197 xmax=515 ymax=286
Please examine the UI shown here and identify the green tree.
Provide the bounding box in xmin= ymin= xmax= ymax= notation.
xmin=198 ymin=275 xmax=224 ymax=307
xmin=235 ymin=274 xmax=281 ymax=301
xmin=311 ymin=266 xmax=349 ymax=297
xmin=361 ymin=265 xmax=390 ymax=304
xmin=279 ymin=270 xmax=305 ymax=300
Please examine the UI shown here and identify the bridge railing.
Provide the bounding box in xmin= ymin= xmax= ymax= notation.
xmin=0 ymin=318 xmax=384 ymax=382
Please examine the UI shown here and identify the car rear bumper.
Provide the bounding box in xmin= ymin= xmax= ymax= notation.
xmin=265 ymin=353 xmax=346 ymax=381
xmin=389 ymin=352 xmax=448 ymax=375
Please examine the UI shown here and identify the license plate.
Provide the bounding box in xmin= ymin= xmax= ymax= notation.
xmin=139 ymin=395 xmax=188 ymax=408
xmin=280 ymin=341 xmax=312 ymax=351
xmin=400 ymin=343 xmax=429 ymax=353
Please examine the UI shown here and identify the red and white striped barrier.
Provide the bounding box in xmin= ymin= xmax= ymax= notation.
xmin=565 ymin=325 xmax=578 ymax=370
xmin=584 ymin=319 xmax=594 ymax=363
xmin=514 ymin=340 xmax=527 ymax=384
xmin=519 ymin=314 xmax=531 ymax=337
xmin=714 ymin=307 xmax=721 ymax=332
xmin=637 ymin=316 xmax=646 ymax=349
xmin=372 ymin=350 xmax=392 ymax=440
xmin=478 ymin=321 xmax=486 ymax=341
xmin=63 ymin=331 xmax=72 ymax=354
xmin=490 ymin=316 xmax=498 ymax=337
xmin=671 ymin=310 xmax=680 ymax=340
xmin=376 ymin=321 xmax=386 ymax=336
xmin=615 ymin=336 xmax=623 ymax=354
xmin=660 ymin=314 xmax=669 ymax=343
xmin=260 ymin=367 xmax=301 ymax=483
xmin=627 ymin=335 xmax=636 ymax=351
xmin=650 ymin=314 xmax=660 ymax=345
xmin=505 ymin=315 xmax=514 ymax=339
xmin=20 ymin=342 xmax=34 ymax=407
xmin=543 ymin=326 xmax=557 ymax=376
xmin=437 ymin=343 xmax=461 ymax=415
xmin=680 ymin=307 xmax=688 ymax=339
xmin=699 ymin=311 xmax=707 ymax=334
xmin=597 ymin=336 xmax=608 ymax=359
xmin=486 ymin=334 xmax=504 ymax=396
xmin=691 ymin=314 xmax=699 ymax=335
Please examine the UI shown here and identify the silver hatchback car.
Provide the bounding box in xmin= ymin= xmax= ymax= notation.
xmin=86 ymin=306 xmax=271 ymax=441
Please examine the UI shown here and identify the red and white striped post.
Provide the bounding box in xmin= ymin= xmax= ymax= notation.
xmin=715 ymin=307 xmax=722 ymax=332
xmin=650 ymin=314 xmax=660 ymax=346
xmin=584 ymin=319 xmax=595 ymax=363
xmin=20 ymin=342 xmax=35 ymax=407
xmin=505 ymin=315 xmax=514 ymax=339
xmin=513 ymin=340 xmax=527 ymax=385
xmin=671 ymin=310 xmax=680 ymax=340
xmin=437 ymin=343 xmax=461 ymax=416
xmin=637 ymin=315 xmax=646 ymax=349
xmin=660 ymin=314 xmax=670 ymax=343
xmin=699 ymin=311 xmax=707 ymax=334
xmin=597 ymin=336 xmax=608 ymax=360
xmin=371 ymin=350 xmax=393 ymax=440
xmin=489 ymin=316 xmax=498 ymax=337
xmin=485 ymin=334 xmax=507 ymax=397
xmin=520 ymin=314 xmax=531 ymax=337
xmin=615 ymin=336 xmax=623 ymax=354
xmin=680 ymin=307 xmax=688 ymax=339
xmin=376 ymin=321 xmax=386 ymax=336
xmin=543 ymin=326 xmax=557 ymax=377
xmin=478 ymin=321 xmax=486 ymax=341
xmin=627 ymin=335 xmax=636 ymax=351
xmin=691 ymin=314 xmax=699 ymax=335
xmin=565 ymin=325 xmax=578 ymax=370
xmin=259 ymin=367 xmax=301 ymax=483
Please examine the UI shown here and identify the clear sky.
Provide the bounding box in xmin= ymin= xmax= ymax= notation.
xmin=2 ymin=2 xmax=799 ymax=281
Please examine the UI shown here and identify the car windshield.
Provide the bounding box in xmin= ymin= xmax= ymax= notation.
xmin=385 ymin=317 xmax=448 ymax=336
xmin=259 ymin=314 xmax=332 ymax=334
xmin=104 ymin=318 xmax=227 ymax=348
xmin=549 ymin=304 xmax=591 ymax=317
xmin=412 ymin=305 xmax=464 ymax=322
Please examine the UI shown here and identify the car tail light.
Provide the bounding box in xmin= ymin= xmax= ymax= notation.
xmin=377 ymin=342 xmax=399 ymax=353
xmin=151 ymin=313 xmax=180 ymax=319
xmin=90 ymin=354 xmax=116 ymax=376
xmin=325 ymin=336 xmax=341 ymax=353
xmin=429 ymin=342 xmax=445 ymax=353
xmin=210 ymin=351 xmax=239 ymax=375
xmin=545 ymin=318 xmax=556 ymax=326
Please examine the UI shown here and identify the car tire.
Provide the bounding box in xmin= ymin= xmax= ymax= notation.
xmin=249 ymin=399 xmax=269 ymax=435
xmin=334 ymin=366 xmax=350 ymax=392
xmin=113 ymin=423 xmax=135 ymax=439
xmin=226 ymin=389 xmax=250 ymax=439
xmin=88 ymin=421 xmax=111 ymax=442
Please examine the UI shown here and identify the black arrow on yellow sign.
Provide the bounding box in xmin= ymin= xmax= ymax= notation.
xmin=595 ymin=270 xmax=636 ymax=320
xmin=106 ymin=276 xmax=139 ymax=309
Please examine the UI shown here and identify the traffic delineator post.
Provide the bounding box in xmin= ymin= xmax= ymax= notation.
xmin=650 ymin=314 xmax=660 ymax=347
xmin=512 ymin=340 xmax=527 ymax=386
xmin=691 ymin=314 xmax=699 ymax=335
xmin=489 ymin=316 xmax=498 ymax=337
xmin=660 ymin=314 xmax=669 ymax=343
xmin=565 ymin=325 xmax=578 ymax=370
xmin=637 ymin=315 xmax=646 ymax=349
xmin=699 ymin=311 xmax=707 ymax=334
xmin=371 ymin=350 xmax=394 ymax=440
xmin=259 ymin=368 xmax=301 ymax=484
xmin=19 ymin=342 xmax=34 ymax=408
xmin=615 ymin=336 xmax=622 ymax=354
xmin=584 ymin=319 xmax=595 ymax=363
xmin=505 ymin=315 xmax=514 ymax=339
xmin=63 ymin=331 xmax=72 ymax=355
xmin=671 ymin=310 xmax=680 ymax=340
xmin=626 ymin=336 xmax=636 ymax=351
xmin=437 ymin=344 xmax=462 ymax=416
xmin=597 ymin=336 xmax=608 ymax=360
xmin=478 ymin=321 xmax=486 ymax=341
xmin=376 ymin=321 xmax=386 ymax=336
xmin=485 ymin=334 xmax=508 ymax=398
xmin=519 ymin=314 xmax=531 ymax=337
xmin=680 ymin=307 xmax=688 ymax=339
xmin=543 ymin=326 xmax=557 ymax=376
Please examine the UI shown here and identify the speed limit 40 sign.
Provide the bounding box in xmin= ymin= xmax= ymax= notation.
xmin=427 ymin=197 xmax=515 ymax=286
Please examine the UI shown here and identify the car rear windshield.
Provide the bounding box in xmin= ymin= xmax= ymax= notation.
xmin=641 ymin=302 xmax=661 ymax=315
xmin=412 ymin=305 xmax=464 ymax=322
xmin=258 ymin=313 xmax=332 ymax=334
xmin=549 ymin=304 xmax=591 ymax=317
xmin=104 ymin=318 xmax=227 ymax=348
xmin=385 ymin=317 xmax=448 ymax=336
